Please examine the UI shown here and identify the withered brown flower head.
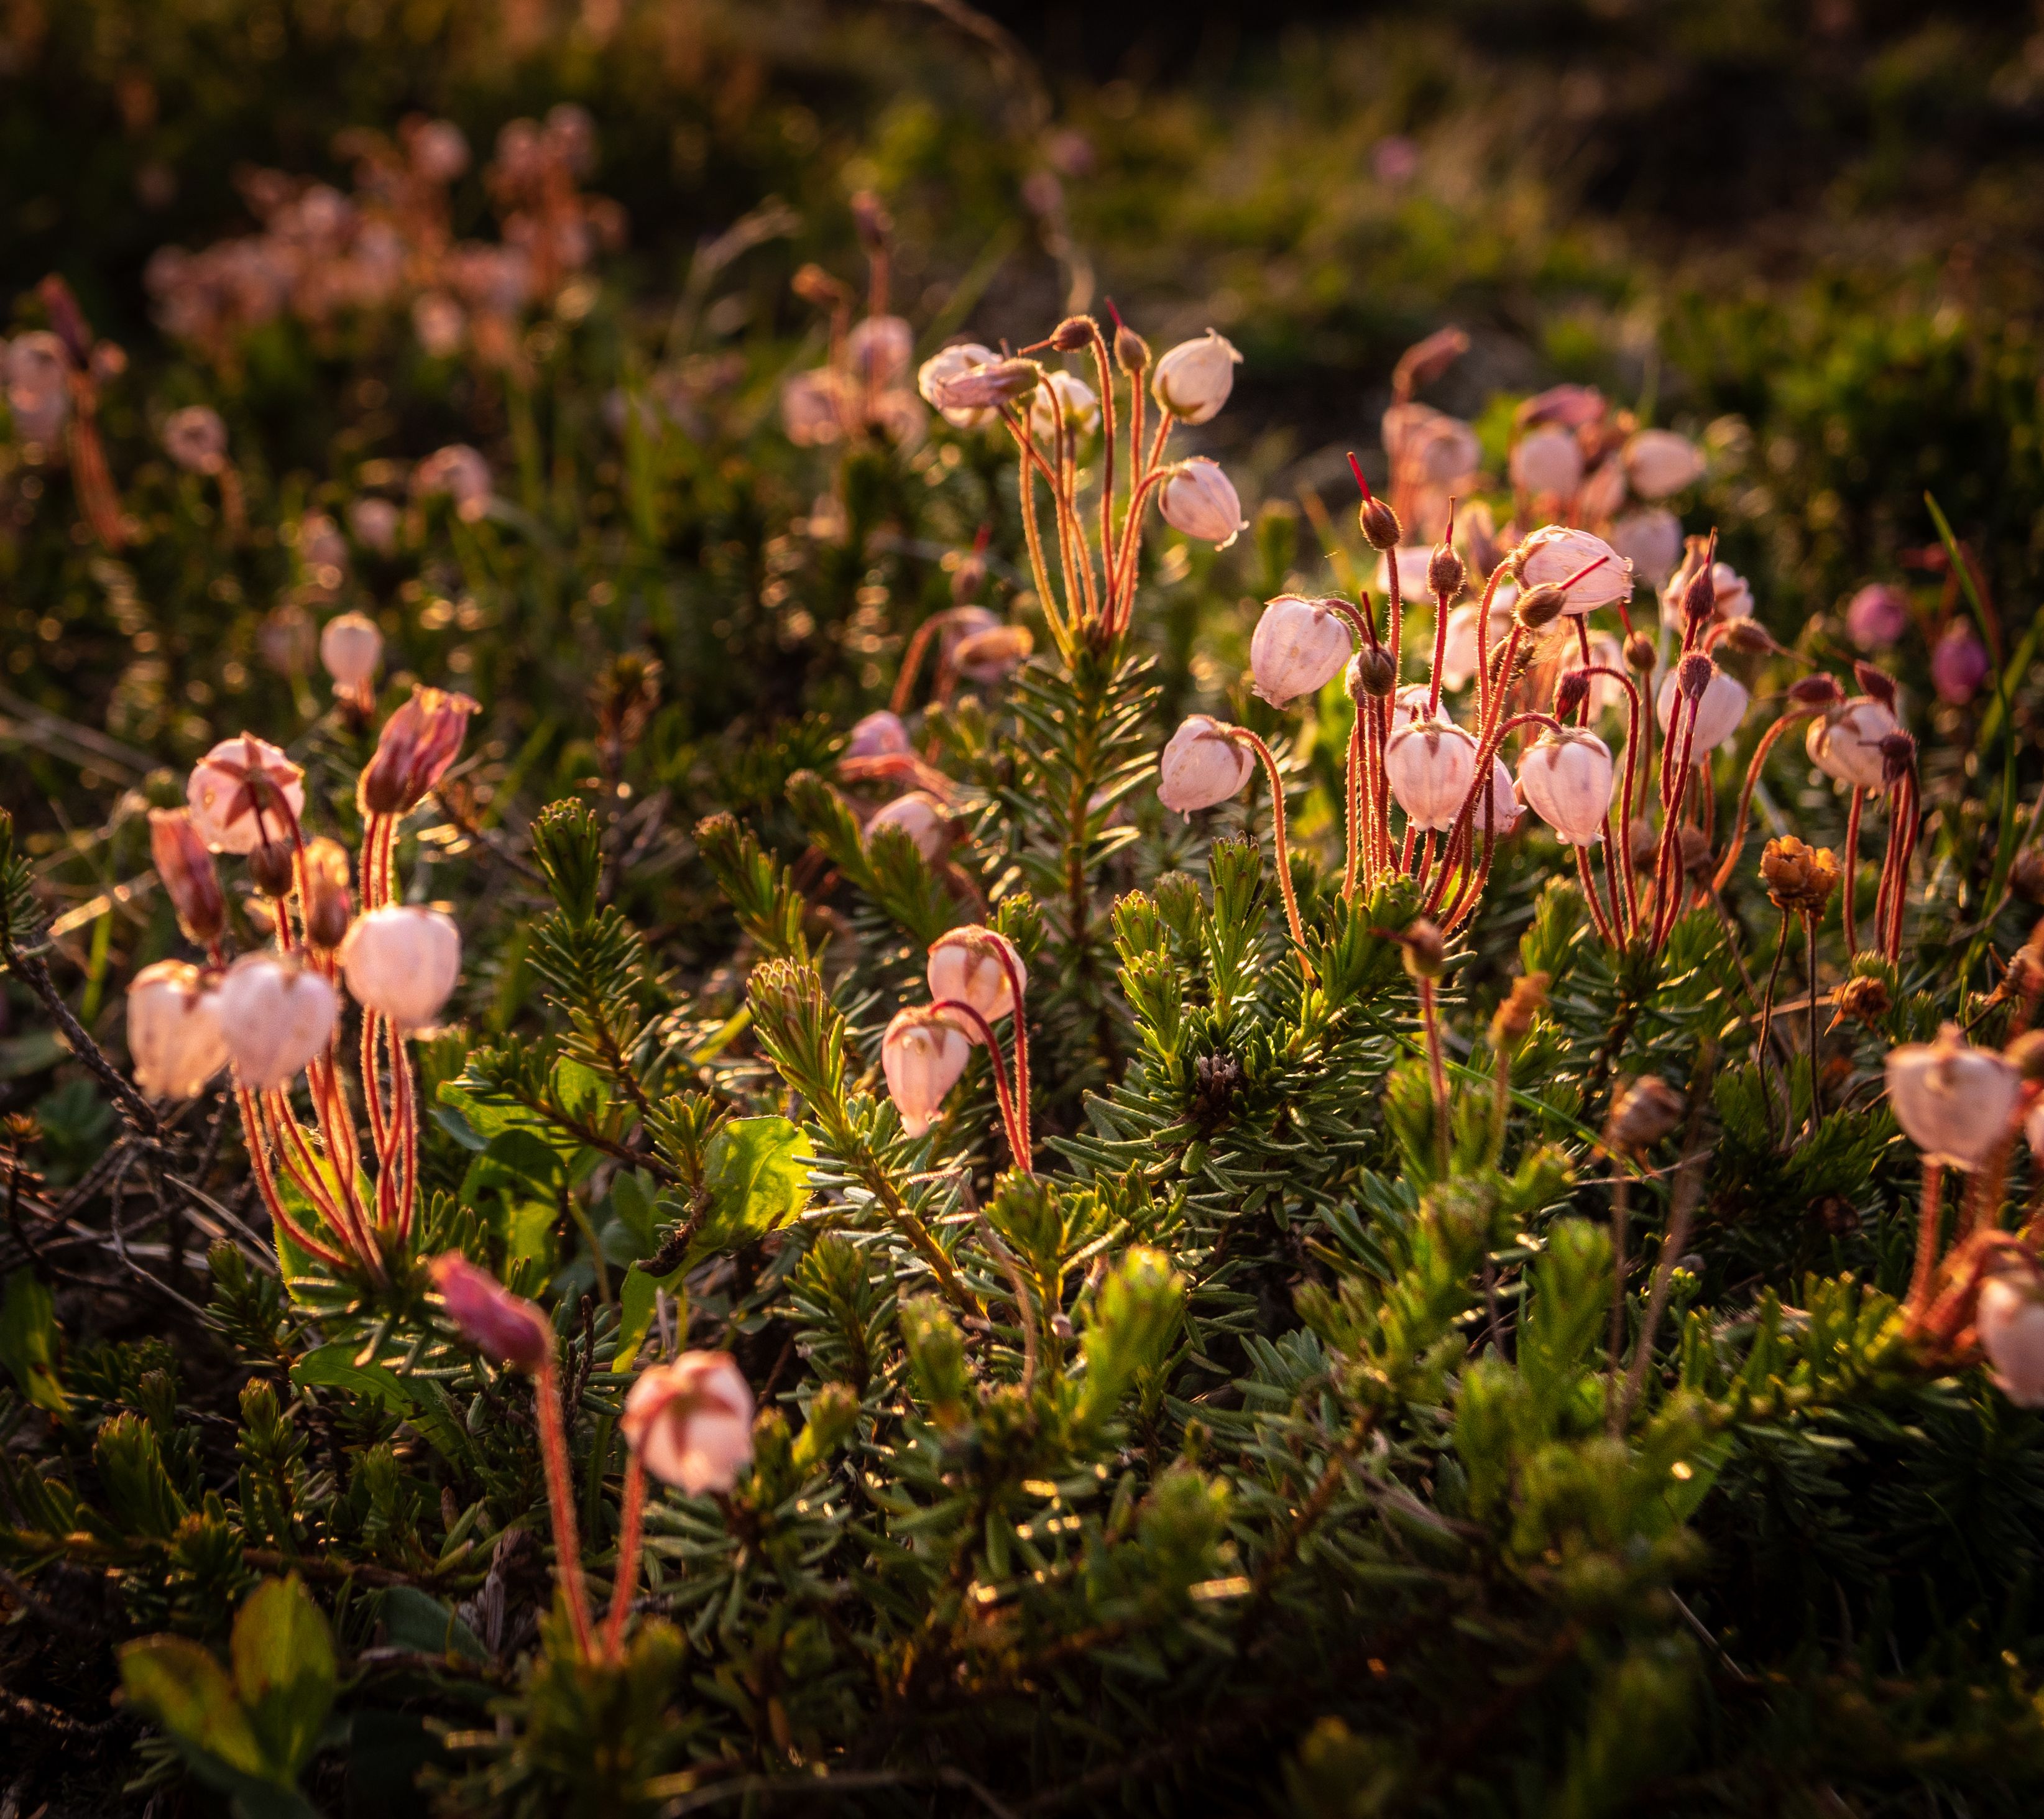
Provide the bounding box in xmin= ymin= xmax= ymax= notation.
xmin=1761 ymin=836 xmax=1839 ymax=917
xmin=1606 ymin=1075 xmax=1685 ymax=1155
xmin=1830 ymin=973 xmax=1891 ymax=1033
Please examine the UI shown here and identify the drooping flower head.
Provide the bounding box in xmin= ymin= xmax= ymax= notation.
xmin=149 ymin=809 xmax=226 ymax=947
xmin=927 ymin=926 xmax=1026 ymax=1033
xmin=359 ymin=687 xmax=479 ymax=816
xmin=186 ymin=734 xmax=307 ymax=854
xmin=127 ymin=961 xmax=229 ymax=1100
xmin=882 ymin=1005 xmax=972 ymax=1136
xmin=203 ymin=952 xmax=338 ymax=1091
xmin=1884 ymin=1025 xmax=2021 ymax=1171
xmin=1149 ymin=329 xmax=1241 ymax=425
xmin=622 ymin=1352 xmax=756 ymax=1494
xmin=1249 ymin=596 xmax=1353 ymax=707
xmin=1157 ymin=715 xmax=1254 ymax=815
xmin=341 ymin=905 xmax=462 ymax=1030
xmin=430 ymin=1253 xmax=553 ymax=1372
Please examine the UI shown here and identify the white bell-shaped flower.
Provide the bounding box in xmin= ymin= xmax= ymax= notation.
xmin=1027 ymin=369 xmax=1101 ymax=441
xmin=1515 ymin=525 xmax=1632 ymax=614
xmin=867 ymin=791 xmax=952 ymax=862
xmin=622 ymin=1351 xmax=757 ymax=1493
xmin=1608 ymin=507 xmax=1683 ymax=589
xmin=205 ymin=953 xmax=339 ymax=1090
xmin=882 ymin=1005 xmax=972 ymax=1136
xmin=918 ymin=342 xmax=1000 ymax=429
xmin=1884 ymin=1025 xmax=2020 ymax=1171
xmin=340 ymin=905 xmax=462 ymax=1031
xmin=1517 ymin=727 xmax=1615 ymax=845
xmin=1655 ymin=662 xmax=1750 ymax=753
xmin=1157 ymin=716 xmax=1253 ymax=814
xmin=1475 ymin=755 xmax=1522 ymax=834
xmin=1806 ymin=697 xmax=1901 ymax=793
xmin=1623 ymin=429 xmax=1705 ymax=500
xmin=1389 ymin=683 xmax=1447 ymax=730
xmin=1250 ymin=596 xmax=1352 ymax=706
xmin=1384 ymin=716 xmax=1476 ymax=832
xmin=1157 ymin=458 xmax=1245 ymax=550
xmin=1149 ymin=329 xmax=1241 ymax=424
xmin=127 ymin=961 xmax=230 ymax=1100
xmin=1437 ymin=602 xmax=1515 ymax=694
xmin=186 ymin=734 xmax=307 ymax=854
xmin=320 ymin=611 xmax=383 ymax=690
xmin=927 ymin=926 xmax=1026 ymax=1033
xmin=1374 ymin=545 xmax=1434 ymax=602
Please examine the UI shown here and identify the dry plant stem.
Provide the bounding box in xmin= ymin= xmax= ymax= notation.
xmin=1614 ymin=1141 xmax=1706 ymax=1433
xmin=604 ymin=1450 xmax=648 ymax=1661
xmin=1419 ymin=977 xmax=1450 ymax=1174
xmin=1804 ymin=915 xmax=1821 ymax=1135
xmin=1906 ymin=1158 xmax=1947 ymax=1319
xmin=1226 ymin=729 xmax=1309 ymax=965
xmin=1712 ymin=713 xmax=1808 ymax=895
xmin=1841 ymin=790 xmax=1864 ymax=956
xmin=1756 ymin=910 xmax=1791 ymax=1144
xmin=534 ymin=1353 xmax=597 ymax=1660
xmin=1961 ymin=1134 xmax=2012 ymax=1243
xmin=1608 ymin=1176 xmax=1630 ymax=1379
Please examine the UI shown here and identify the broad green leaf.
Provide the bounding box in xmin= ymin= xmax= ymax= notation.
xmin=291 ymin=1344 xmax=414 ymax=1414
xmin=377 ymin=1584 xmax=488 ymax=1662
xmin=610 ymin=1169 xmax=660 ymax=1256
xmin=553 ymin=1057 xmax=607 ymax=1122
xmin=231 ymin=1576 xmax=336 ymax=1779
xmin=612 ymin=1264 xmax=686 ymax=1373
xmin=120 ymin=1634 xmax=272 ymax=1781
xmin=1 ymin=1269 xmax=68 ymax=1417
xmin=697 ymin=1115 xmax=810 ymax=1253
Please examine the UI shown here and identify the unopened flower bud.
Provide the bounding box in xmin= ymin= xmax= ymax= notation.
xmin=791 ymin=263 xmax=849 ymax=310
xmin=1158 ymin=715 xmax=1254 ymax=814
xmin=850 ymin=189 xmax=891 ymax=251
xmin=127 ymin=960 xmax=229 ymax=1100
xmin=1348 ymin=645 xmax=1396 ymax=699
xmin=204 ymin=952 xmax=338 ymax=1090
xmin=1399 ymin=918 xmax=1445 ymax=980
xmin=882 ymin=1004 xmax=972 ymax=1136
xmin=951 ymin=625 xmax=1033 ymax=686
xmin=1878 ymin=731 xmax=1916 ymax=790
xmin=149 ymin=809 xmax=225 ymax=946
xmin=1623 ymin=630 xmax=1657 ymax=673
xmin=1047 ymin=315 xmax=1095 ymax=352
xmin=1605 ymin=1075 xmax=1684 ymax=1155
xmin=1150 ymin=329 xmax=1241 ymax=425
xmin=1427 ymin=538 xmax=1465 ymax=602
xmin=359 ymin=687 xmax=479 ymax=816
xmin=622 ymin=1351 xmax=756 ymax=1493
xmin=162 ymin=405 xmax=229 ymax=476
xmin=951 ymin=545 xmax=988 ymax=606
xmin=1852 ymin=660 xmax=1897 ymax=710
xmin=847 ymin=711 xmax=911 ymax=760
xmin=302 ymin=838 xmax=352 ymax=951
xmin=1114 ymin=319 xmax=1150 ymax=375
xmin=917 ymin=342 xmax=1000 ymax=429
xmin=1885 ymin=1025 xmax=2021 ymax=1170
xmin=1785 ymin=673 xmax=1845 ymax=711
xmin=1720 ymin=619 xmax=1776 ymax=656
xmin=1682 ymin=560 xmax=1716 ymax=624
xmin=1360 ymin=495 xmax=1402 ymax=552
xmin=1846 ymin=585 xmax=1910 ymax=653
xmin=928 ymin=926 xmax=1026 ymax=1033
xmin=1490 ymin=971 xmax=1549 ymax=1048
xmin=247 ymin=837 xmax=298 ymax=901
xmin=1554 ymin=670 xmax=1590 ymax=721
xmin=1514 ymin=583 xmax=1568 ymax=630
xmin=867 ymin=791 xmax=953 ymax=863
xmin=929 ymin=356 xmax=1041 ymax=413
xmin=320 ymin=611 xmax=382 ymax=696
xmin=430 ymin=1252 xmax=553 ymax=1371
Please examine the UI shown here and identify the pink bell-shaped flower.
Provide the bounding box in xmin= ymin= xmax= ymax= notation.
xmin=1437 ymin=602 xmax=1514 ymax=694
xmin=162 ymin=405 xmax=229 ymax=476
xmin=918 ymin=342 xmax=1000 ymax=430
xmin=429 ymin=1253 xmax=552 ymax=1371
xmin=846 ymin=710 xmax=911 ymax=758
xmin=1158 ymin=715 xmax=1253 ymax=814
xmin=1976 ymin=1270 xmax=2044 ymax=1407
xmin=1517 ymin=727 xmax=1615 ymax=846
xmin=1884 ymin=1025 xmax=2020 ymax=1171
xmin=359 ymin=686 xmax=479 ymax=816
xmin=204 ymin=952 xmax=338 ymax=1090
xmin=1655 ymin=662 xmax=1749 ymax=752
xmin=1608 ymin=507 xmax=1683 ymax=589
xmin=882 ymin=1005 xmax=972 ymax=1136
xmin=320 ymin=611 xmax=382 ymax=693
xmin=622 ymin=1351 xmax=757 ymax=1494
xmin=1931 ymin=624 xmax=1989 ymax=705
xmin=867 ymin=790 xmax=952 ymax=862
xmin=1476 ymin=755 xmax=1522 ymax=834
xmin=1515 ymin=526 xmax=1631 ymax=614
xmin=927 ymin=926 xmax=1026 ymax=1032
xmin=1150 ymin=329 xmax=1241 ymax=425
xmin=149 ymin=809 xmax=226 ymax=948
xmin=1157 ymin=458 xmax=1245 ymax=550
xmin=127 ymin=960 xmax=229 ymax=1100
xmin=1510 ymin=426 xmax=1583 ymax=499
xmin=1806 ymin=697 xmax=1902 ymax=793
xmin=349 ymin=495 xmax=401 ymax=555
xmin=1621 ymin=429 xmax=1705 ymax=500
xmin=845 ymin=315 xmax=913 ymax=388
xmin=1384 ymin=715 xmax=1476 ymax=832
xmin=340 ymin=905 xmax=462 ymax=1031
xmin=1250 ymin=596 xmax=1352 ymax=706
xmin=186 ymin=734 xmax=307 ymax=854
xmin=1389 ymin=684 xmax=1445 ymax=730
xmin=1846 ymin=583 xmax=1910 ymax=652
xmin=1374 ymin=545 xmax=1434 ymax=602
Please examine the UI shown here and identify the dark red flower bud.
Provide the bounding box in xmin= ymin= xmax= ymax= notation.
xmin=1787 ymin=674 xmax=1846 ymax=709
xmin=149 ymin=809 xmax=226 ymax=947
xmin=1853 ymin=661 xmax=1897 ymax=709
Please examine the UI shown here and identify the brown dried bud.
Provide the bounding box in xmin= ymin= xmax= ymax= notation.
xmin=1349 ymin=645 xmax=1396 ymax=699
xmin=1623 ymin=630 xmax=1657 ymax=673
xmin=1427 ymin=539 xmax=1465 ymax=602
xmin=1677 ymin=650 xmax=1715 ymax=701
xmin=1047 ymin=315 xmax=1096 ymax=352
xmin=1554 ymin=671 xmax=1591 ymax=721
xmin=1877 ymin=730 xmax=1915 ymax=790
xmin=303 ymin=837 xmax=352 ymax=951
xmin=1679 ymin=824 xmax=1715 ymax=878
xmin=359 ymin=687 xmax=480 ymax=817
xmin=2005 ymin=1029 xmax=2044 ymax=1082
xmin=2011 ymin=846 xmax=2044 ymax=905
xmin=1831 ymin=972 xmax=1890 ymax=1031
xmin=149 ymin=809 xmax=225 ymax=947
xmin=1720 ymin=619 xmax=1775 ymax=656
xmin=247 ymin=837 xmax=297 ymax=900
xmin=1399 ymin=918 xmax=1445 ymax=980
xmin=1853 ymin=661 xmax=1897 ymax=709
xmin=1760 ymin=835 xmax=1839 ymax=916
xmin=1514 ymin=583 xmax=1568 ymax=630
xmin=1786 ymin=673 xmax=1846 ymax=711
xmin=951 ymin=548 xmax=988 ymax=606
xmin=1629 ymin=816 xmax=1659 ymax=874
xmin=1360 ymin=497 xmax=1402 ymax=553
xmin=1490 ymin=971 xmax=1549 ymax=1048
xmin=1606 ymin=1075 xmax=1684 ymax=1155
xmin=1681 ymin=560 xmax=1716 ymax=624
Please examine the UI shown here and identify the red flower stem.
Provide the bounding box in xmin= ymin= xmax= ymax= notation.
xmin=1577 ymin=845 xmax=1619 ymax=949
xmin=1473 ymin=564 xmax=1508 ymax=727
xmin=603 ymin=1450 xmax=648 ymax=1661
xmin=236 ymin=1086 xmax=349 ymax=1270
xmin=1087 ymin=328 xmax=1118 ymax=587
xmin=1711 ymin=713 xmax=1807 ymax=895
xmin=988 ymin=946 xmax=1034 ymax=1161
xmin=1842 ymin=789 xmax=1864 ymax=956
xmin=931 ymin=998 xmax=1026 ymax=1167
xmin=1343 ymin=709 xmax=1365 ymax=900
xmin=1905 ymin=1158 xmax=1946 ymax=1320
xmin=534 ymin=1354 xmax=597 ymax=1661
xmin=1227 ymin=729 xmax=1310 ymax=965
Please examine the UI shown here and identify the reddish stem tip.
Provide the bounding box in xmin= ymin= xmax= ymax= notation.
xmin=1105 ymin=297 xmax=1125 ymax=330
xmin=1347 ymin=451 xmax=1373 ymax=500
